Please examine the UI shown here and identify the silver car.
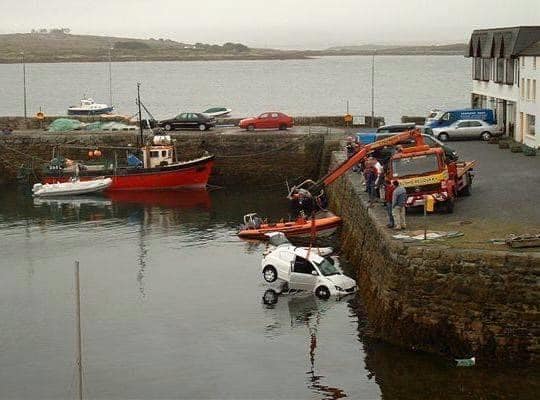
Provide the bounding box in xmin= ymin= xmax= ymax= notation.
xmin=431 ymin=119 xmax=502 ymax=141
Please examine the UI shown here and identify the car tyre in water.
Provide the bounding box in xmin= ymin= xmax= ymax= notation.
xmin=438 ymin=132 xmax=449 ymax=142
xmin=247 ymin=124 xmax=255 ymax=132
xmin=262 ymin=289 xmax=278 ymax=305
xmin=164 ymin=124 xmax=172 ymax=131
xmin=262 ymin=265 xmax=277 ymax=283
xmin=315 ymin=286 xmax=330 ymax=300
xmin=480 ymin=131 xmax=492 ymax=141
xmin=279 ymin=124 xmax=287 ymax=131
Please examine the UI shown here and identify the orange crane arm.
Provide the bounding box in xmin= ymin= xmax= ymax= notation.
xmin=291 ymin=129 xmax=425 ymax=197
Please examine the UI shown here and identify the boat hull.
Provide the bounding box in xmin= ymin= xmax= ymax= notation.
xmin=238 ymin=214 xmax=342 ymax=240
xmin=67 ymin=106 xmax=114 ymax=115
xmin=43 ymin=156 xmax=214 ymax=191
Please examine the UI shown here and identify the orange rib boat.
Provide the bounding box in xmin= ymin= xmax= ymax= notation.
xmin=237 ymin=211 xmax=342 ymax=240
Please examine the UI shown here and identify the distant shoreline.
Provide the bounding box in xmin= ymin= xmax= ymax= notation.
xmin=0 ymin=52 xmax=464 ymax=64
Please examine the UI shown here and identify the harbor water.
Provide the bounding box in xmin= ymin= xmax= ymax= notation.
xmin=0 ymin=55 xmax=470 ymax=123
xmin=0 ymin=186 xmax=538 ymax=399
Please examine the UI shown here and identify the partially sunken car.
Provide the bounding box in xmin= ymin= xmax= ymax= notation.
xmin=261 ymin=246 xmax=356 ymax=299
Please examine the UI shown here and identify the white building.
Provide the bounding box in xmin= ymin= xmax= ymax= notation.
xmin=466 ymin=27 xmax=540 ymax=148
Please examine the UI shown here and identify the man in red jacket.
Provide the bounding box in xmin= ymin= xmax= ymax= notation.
xmin=384 ymin=180 xmax=395 ymax=228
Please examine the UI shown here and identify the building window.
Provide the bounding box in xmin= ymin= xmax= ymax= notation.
xmin=527 ymin=79 xmax=531 ymax=100
xmin=150 ymin=151 xmax=159 ymax=158
xmin=533 ymin=79 xmax=537 ymax=101
xmin=482 ymin=59 xmax=491 ymax=81
xmin=534 ymin=57 xmax=537 ymax=70
xmin=527 ymin=114 xmax=536 ymax=136
xmin=474 ymin=57 xmax=482 ymax=80
xmin=521 ymin=57 xmax=525 ymax=67
xmin=521 ymin=78 xmax=525 ymax=98
xmin=496 ymin=58 xmax=504 ymax=83
xmin=505 ymin=59 xmax=514 ymax=84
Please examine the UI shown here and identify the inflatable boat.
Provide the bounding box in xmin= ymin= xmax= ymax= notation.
xmin=237 ymin=211 xmax=342 ymax=240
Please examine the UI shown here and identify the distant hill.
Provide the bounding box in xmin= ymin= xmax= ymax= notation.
xmin=0 ymin=32 xmax=309 ymax=63
xmin=0 ymin=32 xmax=468 ymax=63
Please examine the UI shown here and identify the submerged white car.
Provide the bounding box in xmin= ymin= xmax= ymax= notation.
xmin=261 ymin=246 xmax=357 ymax=299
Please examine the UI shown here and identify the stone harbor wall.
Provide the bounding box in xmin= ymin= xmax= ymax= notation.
xmin=327 ymin=152 xmax=540 ymax=365
xmin=0 ymin=131 xmax=341 ymax=187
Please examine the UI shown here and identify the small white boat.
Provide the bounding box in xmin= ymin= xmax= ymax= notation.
xmin=67 ymin=98 xmax=114 ymax=115
xmin=202 ymin=107 xmax=232 ymax=118
xmin=32 ymin=178 xmax=112 ymax=197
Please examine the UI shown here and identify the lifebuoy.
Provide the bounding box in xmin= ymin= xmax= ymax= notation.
xmin=36 ymin=112 xmax=45 ymax=120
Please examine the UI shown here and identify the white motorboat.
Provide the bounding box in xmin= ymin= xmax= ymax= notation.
xmin=67 ymin=98 xmax=114 ymax=115
xmin=32 ymin=178 xmax=112 ymax=197
xmin=202 ymin=107 xmax=232 ymax=118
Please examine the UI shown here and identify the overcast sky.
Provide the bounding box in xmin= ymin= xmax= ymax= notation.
xmin=2 ymin=0 xmax=539 ymax=49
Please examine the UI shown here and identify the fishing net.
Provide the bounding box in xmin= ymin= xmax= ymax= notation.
xmin=47 ymin=118 xmax=83 ymax=132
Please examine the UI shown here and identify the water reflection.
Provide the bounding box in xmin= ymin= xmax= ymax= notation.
xmin=347 ymin=297 xmax=540 ymax=400
xmin=262 ymin=289 xmax=349 ymax=399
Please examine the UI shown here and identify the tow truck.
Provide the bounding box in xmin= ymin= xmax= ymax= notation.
xmin=290 ymin=129 xmax=475 ymax=213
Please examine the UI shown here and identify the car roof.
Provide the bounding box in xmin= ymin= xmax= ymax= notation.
xmin=378 ymin=123 xmax=416 ymax=129
xmin=293 ymin=247 xmax=325 ymax=263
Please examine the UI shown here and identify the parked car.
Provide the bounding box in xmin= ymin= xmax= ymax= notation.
xmin=239 ymin=112 xmax=293 ymax=131
xmin=426 ymin=108 xmax=496 ymax=128
xmin=261 ymin=246 xmax=356 ymax=299
xmin=158 ymin=113 xmax=216 ymax=131
xmin=376 ymin=123 xmax=416 ymax=133
xmin=430 ymin=119 xmax=502 ymax=141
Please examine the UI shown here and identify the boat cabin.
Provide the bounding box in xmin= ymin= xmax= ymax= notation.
xmin=142 ymin=135 xmax=176 ymax=168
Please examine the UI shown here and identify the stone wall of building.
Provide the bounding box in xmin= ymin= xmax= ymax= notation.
xmin=327 ymin=152 xmax=540 ymax=364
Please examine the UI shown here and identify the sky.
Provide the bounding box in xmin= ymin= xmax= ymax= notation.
xmin=1 ymin=0 xmax=539 ymax=49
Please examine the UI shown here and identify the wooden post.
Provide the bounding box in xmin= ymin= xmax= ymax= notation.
xmin=74 ymin=261 xmax=83 ymax=400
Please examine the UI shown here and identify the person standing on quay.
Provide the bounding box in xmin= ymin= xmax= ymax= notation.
xmin=384 ymin=179 xmax=395 ymax=228
xmin=391 ymin=180 xmax=407 ymax=230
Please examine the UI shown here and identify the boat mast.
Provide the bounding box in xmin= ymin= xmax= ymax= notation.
xmin=108 ymin=47 xmax=113 ymax=107
xmin=137 ymin=83 xmax=144 ymax=147
xmin=74 ymin=260 xmax=84 ymax=400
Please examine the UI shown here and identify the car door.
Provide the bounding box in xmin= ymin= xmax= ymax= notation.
xmin=289 ymin=256 xmax=318 ymax=292
xmin=175 ymin=113 xmax=188 ymax=129
xmin=187 ymin=113 xmax=199 ymax=129
xmin=467 ymin=120 xmax=484 ymax=138
xmin=270 ymin=113 xmax=280 ymax=129
xmin=257 ymin=113 xmax=270 ymax=129
xmin=453 ymin=121 xmax=470 ymax=138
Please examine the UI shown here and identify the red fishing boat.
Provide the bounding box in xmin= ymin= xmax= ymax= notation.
xmin=43 ymin=135 xmax=214 ymax=191
xmin=237 ymin=211 xmax=342 ymax=240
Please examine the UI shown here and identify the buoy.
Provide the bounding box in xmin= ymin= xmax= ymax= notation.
xmin=93 ymin=149 xmax=102 ymax=158
xmin=36 ymin=111 xmax=45 ymax=120
xmin=88 ymin=151 xmax=94 ymax=158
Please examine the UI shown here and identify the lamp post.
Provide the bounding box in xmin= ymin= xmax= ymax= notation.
xmin=108 ymin=47 xmax=113 ymax=107
xmin=371 ymin=50 xmax=376 ymax=128
xmin=21 ymin=51 xmax=27 ymax=119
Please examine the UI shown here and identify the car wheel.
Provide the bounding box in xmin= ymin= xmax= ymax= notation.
xmin=315 ymin=286 xmax=330 ymax=300
xmin=164 ymin=124 xmax=172 ymax=131
xmin=262 ymin=289 xmax=278 ymax=305
xmin=438 ymin=132 xmax=449 ymax=142
xmin=247 ymin=124 xmax=255 ymax=132
xmin=262 ymin=266 xmax=277 ymax=283
xmin=199 ymin=124 xmax=207 ymax=131
xmin=279 ymin=124 xmax=287 ymax=131
xmin=480 ymin=131 xmax=492 ymax=141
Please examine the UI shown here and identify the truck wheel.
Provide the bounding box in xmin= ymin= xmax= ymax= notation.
xmin=444 ymin=199 xmax=455 ymax=213
xmin=438 ymin=132 xmax=449 ymax=142
xmin=460 ymin=174 xmax=472 ymax=196
xmin=480 ymin=131 xmax=492 ymax=141
xmin=262 ymin=266 xmax=277 ymax=283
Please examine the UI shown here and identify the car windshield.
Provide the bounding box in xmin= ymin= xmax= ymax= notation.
xmin=392 ymin=154 xmax=440 ymax=177
xmin=316 ymin=257 xmax=340 ymax=276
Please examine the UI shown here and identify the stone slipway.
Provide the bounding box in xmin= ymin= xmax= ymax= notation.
xmin=327 ymin=151 xmax=540 ymax=365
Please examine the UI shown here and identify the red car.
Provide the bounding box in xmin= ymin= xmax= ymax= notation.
xmin=239 ymin=112 xmax=294 ymax=131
